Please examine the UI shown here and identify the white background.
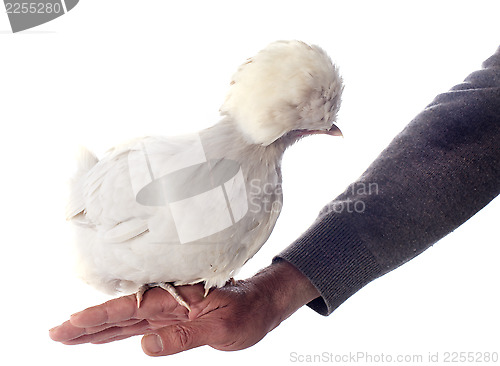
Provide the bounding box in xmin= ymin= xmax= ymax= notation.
xmin=1 ymin=1 xmax=499 ymax=365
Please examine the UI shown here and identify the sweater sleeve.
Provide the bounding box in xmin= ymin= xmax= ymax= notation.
xmin=275 ymin=46 xmax=500 ymax=316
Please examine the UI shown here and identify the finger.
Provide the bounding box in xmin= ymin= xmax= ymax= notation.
xmin=76 ymin=318 xmax=146 ymax=337
xmin=91 ymin=334 xmax=135 ymax=345
xmin=141 ymin=319 xmax=225 ymax=357
xmin=50 ymin=288 xmax=192 ymax=344
xmin=69 ymin=294 xmax=138 ymax=328
xmin=49 ymin=320 xmax=86 ymax=342
xmin=49 ymin=302 xmax=135 ymax=343
xmin=60 ymin=326 xmax=126 ymax=345
xmin=49 ymin=318 xmax=140 ymax=343
xmin=55 ymin=319 xmax=151 ymax=345
xmin=69 ymin=287 xmax=190 ymax=328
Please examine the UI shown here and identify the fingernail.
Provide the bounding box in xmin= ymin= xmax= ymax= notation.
xmin=143 ymin=334 xmax=163 ymax=354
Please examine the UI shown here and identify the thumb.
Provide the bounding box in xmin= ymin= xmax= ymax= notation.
xmin=141 ymin=320 xmax=221 ymax=357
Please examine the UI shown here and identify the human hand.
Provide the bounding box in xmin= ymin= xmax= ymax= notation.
xmin=49 ymin=261 xmax=320 ymax=356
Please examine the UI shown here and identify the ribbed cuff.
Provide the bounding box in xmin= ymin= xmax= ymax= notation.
xmin=274 ymin=213 xmax=382 ymax=316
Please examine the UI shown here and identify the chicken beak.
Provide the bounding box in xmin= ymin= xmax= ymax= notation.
xmin=286 ymin=124 xmax=343 ymax=141
xmin=325 ymin=123 xmax=343 ymax=137
xmin=315 ymin=124 xmax=344 ymax=137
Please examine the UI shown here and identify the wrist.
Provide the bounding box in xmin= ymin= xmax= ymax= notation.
xmin=249 ymin=260 xmax=320 ymax=329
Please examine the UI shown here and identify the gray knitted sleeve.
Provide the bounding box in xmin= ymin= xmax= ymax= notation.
xmin=275 ymin=46 xmax=500 ymax=316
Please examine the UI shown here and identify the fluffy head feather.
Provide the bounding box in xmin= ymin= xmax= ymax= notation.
xmin=220 ymin=40 xmax=343 ymax=146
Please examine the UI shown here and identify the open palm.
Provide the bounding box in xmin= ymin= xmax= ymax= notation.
xmin=49 ymin=262 xmax=319 ymax=356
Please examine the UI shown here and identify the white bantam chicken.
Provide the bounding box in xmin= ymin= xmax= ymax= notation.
xmin=67 ymin=40 xmax=343 ymax=311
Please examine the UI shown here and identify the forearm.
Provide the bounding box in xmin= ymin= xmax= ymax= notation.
xmin=277 ymin=46 xmax=500 ymax=315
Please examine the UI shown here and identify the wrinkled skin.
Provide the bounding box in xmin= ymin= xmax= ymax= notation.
xmin=50 ymin=261 xmax=320 ymax=357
